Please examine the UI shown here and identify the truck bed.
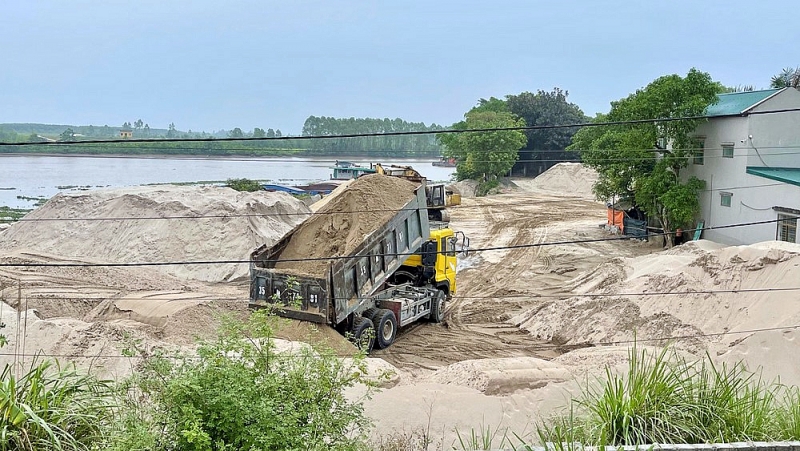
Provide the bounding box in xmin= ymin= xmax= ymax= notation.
xmin=250 ymin=176 xmax=430 ymax=325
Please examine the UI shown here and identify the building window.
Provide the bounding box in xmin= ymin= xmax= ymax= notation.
xmin=720 ymin=192 xmax=732 ymax=208
xmin=778 ymin=214 xmax=797 ymax=243
xmin=722 ymin=143 xmax=734 ymax=158
xmin=693 ymin=140 xmax=705 ymax=165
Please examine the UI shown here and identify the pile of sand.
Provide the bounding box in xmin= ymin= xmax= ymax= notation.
xmin=511 ymin=162 xmax=598 ymax=199
xmin=449 ymin=180 xmax=478 ymax=198
xmin=512 ymin=239 xmax=800 ymax=384
xmin=0 ymin=185 xmax=310 ymax=283
xmin=275 ymin=174 xmax=419 ymax=276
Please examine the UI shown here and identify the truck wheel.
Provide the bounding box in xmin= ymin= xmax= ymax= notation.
xmin=428 ymin=289 xmax=446 ymax=323
xmin=350 ymin=316 xmax=375 ymax=352
xmin=362 ymin=307 xmax=379 ymax=323
xmin=374 ymin=309 xmax=398 ymax=349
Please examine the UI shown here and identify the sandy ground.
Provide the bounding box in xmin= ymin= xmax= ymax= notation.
xmin=2 ymin=164 xmax=800 ymax=449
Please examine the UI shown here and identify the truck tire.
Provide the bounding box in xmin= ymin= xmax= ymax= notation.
xmin=428 ymin=289 xmax=446 ymax=323
xmin=362 ymin=307 xmax=379 ymax=323
xmin=373 ymin=309 xmax=398 ymax=349
xmin=350 ymin=316 xmax=375 ymax=352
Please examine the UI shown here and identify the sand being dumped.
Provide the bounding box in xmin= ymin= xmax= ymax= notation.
xmin=512 ymin=162 xmax=598 ymax=199
xmin=275 ymin=174 xmax=419 ymax=277
xmin=0 ymin=185 xmax=310 ymax=283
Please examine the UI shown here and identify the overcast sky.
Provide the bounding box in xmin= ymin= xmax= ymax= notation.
xmin=1 ymin=1 xmax=797 ymax=134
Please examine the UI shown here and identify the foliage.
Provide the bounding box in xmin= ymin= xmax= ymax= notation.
xmin=106 ymin=311 xmax=373 ymax=451
xmin=302 ymin=116 xmax=443 ymax=156
xmin=770 ymin=66 xmax=800 ymax=89
xmin=59 ymin=128 xmax=75 ymax=142
xmin=504 ymin=88 xmax=587 ymax=176
xmin=0 ymin=359 xmax=115 ymax=451
xmin=534 ymin=344 xmax=800 ymax=447
xmin=225 ymin=178 xmax=262 ymax=192
xmin=0 ymin=206 xmax=31 ymax=222
xmin=437 ymin=102 xmax=527 ymax=189
xmin=569 ymin=68 xmax=721 ymax=246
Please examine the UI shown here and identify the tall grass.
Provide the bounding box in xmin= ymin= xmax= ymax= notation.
xmin=0 ymin=359 xmax=114 ymax=451
xmin=536 ymin=344 xmax=800 ymax=448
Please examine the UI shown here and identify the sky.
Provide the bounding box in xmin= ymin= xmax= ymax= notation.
xmin=1 ymin=0 xmax=797 ymax=135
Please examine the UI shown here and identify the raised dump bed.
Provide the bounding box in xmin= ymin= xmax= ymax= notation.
xmin=249 ymin=175 xmax=429 ymax=327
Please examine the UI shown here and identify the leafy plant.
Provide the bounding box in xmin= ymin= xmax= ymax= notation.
xmin=225 ymin=178 xmax=262 ymax=192
xmin=107 ymin=310 xmax=374 ymax=450
xmin=0 ymin=359 xmax=114 ymax=451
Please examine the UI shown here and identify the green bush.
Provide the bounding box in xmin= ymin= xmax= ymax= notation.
xmin=107 ymin=311 xmax=373 ymax=451
xmin=225 ymin=178 xmax=262 ymax=192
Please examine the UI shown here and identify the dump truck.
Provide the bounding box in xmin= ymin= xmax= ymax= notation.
xmin=373 ymin=163 xmax=461 ymax=222
xmin=249 ymin=181 xmax=468 ymax=351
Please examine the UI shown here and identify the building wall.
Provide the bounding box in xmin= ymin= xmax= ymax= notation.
xmin=683 ymin=101 xmax=800 ymax=245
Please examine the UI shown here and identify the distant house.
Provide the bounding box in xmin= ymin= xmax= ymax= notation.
xmin=682 ymin=88 xmax=800 ymax=245
xmin=120 ymin=128 xmax=133 ymax=139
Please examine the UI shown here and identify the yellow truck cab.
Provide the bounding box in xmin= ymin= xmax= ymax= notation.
xmin=394 ymin=225 xmax=467 ymax=298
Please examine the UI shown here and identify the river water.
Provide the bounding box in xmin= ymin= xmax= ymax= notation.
xmin=0 ymin=155 xmax=455 ymax=209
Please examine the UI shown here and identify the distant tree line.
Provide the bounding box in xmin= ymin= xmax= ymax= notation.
xmin=301 ymin=116 xmax=444 ymax=156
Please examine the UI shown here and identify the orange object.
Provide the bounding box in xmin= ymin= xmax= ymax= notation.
xmin=607 ymin=208 xmax=625 ymax=233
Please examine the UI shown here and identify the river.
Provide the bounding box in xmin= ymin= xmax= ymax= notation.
xmin=0 ymin=155 xmax=455 ymax=209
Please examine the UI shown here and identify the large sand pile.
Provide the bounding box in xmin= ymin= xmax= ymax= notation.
xmin=512 ymin=162 xmax=598 ymax=199
xmin=513 ymin=239 xmax=800 ymax=384
xmin=0 ymin=185 xmax=310 ymax=283
xmin=275 ymin=174 xmax=419 ymax=276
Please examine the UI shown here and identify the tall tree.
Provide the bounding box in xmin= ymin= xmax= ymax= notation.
xmin=438 ymin=103 xmax=527 ymax=194
xmin=275 ymin=129 xmax=282 ymax=138
xmin=252 ymin=127 xmax=266 ymax=138
xmin=228 ymin=127 xmax=245 ymax=138
xmin=167 ymin=122 xmax=177 ymax=139
xmin=266 ymin=128 xmax=276 ymax=138
xmin=506 ymin=88 xmax=587 ymax=175
xmin=144 ymin=124 xmax=150 ymax=136
xmin=134 ymin=119 xmax=144 ymax=130
xmin=770 ymin=66 xmax=800 ymax=89
xmin=568 ymin=68 xmax=723 ymax=247
xmin=123 ymin=121 xmax=132 ymax=129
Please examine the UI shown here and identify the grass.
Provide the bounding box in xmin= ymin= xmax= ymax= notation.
xmin=0 ymin=206 xmax=31 ymax=222
xmin=534 ymin=344 xmax=800 ymax=448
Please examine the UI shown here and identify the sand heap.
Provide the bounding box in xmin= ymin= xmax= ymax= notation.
xmin=512 ymin=162 xmax=598 ymax=199
xmin=513 ymin=239 xmax=800 ymax=383
xmin=275 ymin=174 xmax=419 ymax=277
xmin=0 ymin=185 xmax=310 ymax=282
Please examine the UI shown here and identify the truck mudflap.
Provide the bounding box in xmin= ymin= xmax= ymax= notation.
xmin=249 ymin=272 xmax=329 ymax=324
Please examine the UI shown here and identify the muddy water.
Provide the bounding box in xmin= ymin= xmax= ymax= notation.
xmin=0 ymin=155 xmax=454 ymax=209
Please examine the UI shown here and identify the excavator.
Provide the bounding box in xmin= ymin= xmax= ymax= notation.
xmin=373 ymin=163 xmax=461 ymax=222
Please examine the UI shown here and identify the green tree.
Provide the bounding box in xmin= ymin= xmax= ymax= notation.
xmin=166 ymin=122 xmax=177 ymax=139
xmin=59 ymin=128 xmax=75 ymax=142
xmin=228 ymin=127 xmax=245 ymax=138
xmin=506 ymin=88 xmax=587 ymax=176
xmin=275 ymin=129 xmax=282 ymax=138
xmin=569 ymin=68 xmax=722 ymax=246
xmin=143 ymin=123 xmax=150 ymax=136
xmin=122 ymin=121 xmax=131 ymax=129
xmin=770 ymin=66 xmax=800 ymax=89
xmin=438 ymin=103 xmax=527 ymax=194
xmin=266 ymin=128 xmax=276 ymax=138
xmin=253 ymin=127 xmax=266 ymax=138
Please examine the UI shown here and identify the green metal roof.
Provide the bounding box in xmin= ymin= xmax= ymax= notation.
xmin=746 ymin=167 xmax=800 ymax=187
xmin=705 ymin=89 xmax=781 ymax=117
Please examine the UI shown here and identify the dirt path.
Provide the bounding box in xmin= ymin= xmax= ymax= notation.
xmin=373 ymin=190 xmax=658 ymax=373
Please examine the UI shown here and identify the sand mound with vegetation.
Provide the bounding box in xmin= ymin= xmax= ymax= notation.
xmin=0 ymin=185 xmax=310 ymax=283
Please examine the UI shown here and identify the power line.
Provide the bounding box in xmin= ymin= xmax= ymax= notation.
xmin=0 ymin=217 xmax=791 ymax=268
xmin=3 ymin=107 xmax=799 ymax=147
xmin=5 ymin=286 xmax=800 ymax=304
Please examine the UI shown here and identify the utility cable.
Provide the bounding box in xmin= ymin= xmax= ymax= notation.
xmin=2 ymin=107 xmax=800 ymax=147
xmin=0 ymin=217 xmax=792 ymax=268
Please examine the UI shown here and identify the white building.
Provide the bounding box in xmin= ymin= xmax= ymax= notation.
xmin=682 ymin=88 xmax=800 ymax=245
